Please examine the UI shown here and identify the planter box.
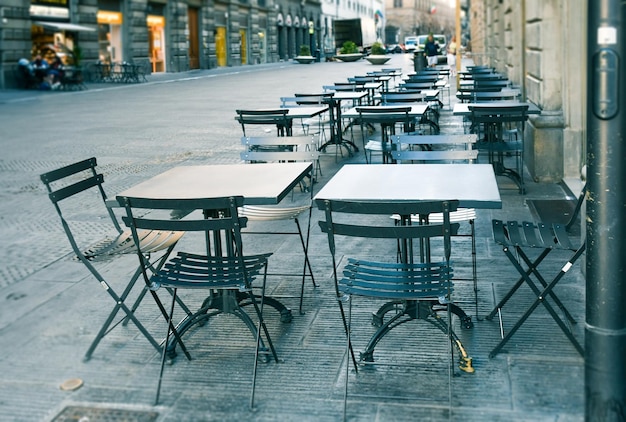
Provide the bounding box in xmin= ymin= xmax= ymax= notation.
xmin=334 ymin=53 xmax=363 ymax=62
xmin=294 ymin=56 xmax=315 ymax=64
xmin=365 ymin=55 xmax=391 ymax=65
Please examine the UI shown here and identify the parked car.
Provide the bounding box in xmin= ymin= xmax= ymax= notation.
xmin=416 ymin=34 xmax=447 ymax=64
xmin=386 ymin=44 xmax=405 ymax=54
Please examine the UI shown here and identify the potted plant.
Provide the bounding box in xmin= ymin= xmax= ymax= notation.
xmin=335 ymin=41 xmax=363 ymax=62
xmin=294 ymin=44 xmax=315 ymax=64
xmin=365 ymin=42 xmax=390 ymax=65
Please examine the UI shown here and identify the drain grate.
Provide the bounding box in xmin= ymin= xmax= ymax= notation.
xmin=52 ymin=406 xmax=158 ymax=422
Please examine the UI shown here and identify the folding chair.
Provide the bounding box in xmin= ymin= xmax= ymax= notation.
xmin=280 ymin=93 xmax=332 ymax=143
xmin=118 ymin=195 xmax=279 ymax=408
xmin=391 ymin=134 xmax=480 ymax=321
xmin=469 ymin=104 xmax=528 ymax=193
xmin=40 ymin=157 xmax=186 ymax=361
xmin=356 ymin=106 xmax=413 ymax=163
xmin=240 ymin=135 xmax=319 ymax=314
xmin=236 ymin=109 xmax=292 ymax=137
xmin=317 ymin=199 xmax=474 ymax=421
xmin=485 ymin=184 xmax=587 ymax=358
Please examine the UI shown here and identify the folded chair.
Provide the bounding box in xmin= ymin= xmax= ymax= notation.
xmin=40 ymin=157 xmax=186 ymax=361
xmin=317 ymin=199 xmax=474 ymax=421
xmin=485 ymin=184 xmax=587 ymax=358
xmin=117 ymin=195 xmax=278 ymax=408
xmin=240 ymin=135 xmax=319 ymax=314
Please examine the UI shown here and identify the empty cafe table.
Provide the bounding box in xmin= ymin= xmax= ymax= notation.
xmin=116 ymin=162 xmax=314 ymax=353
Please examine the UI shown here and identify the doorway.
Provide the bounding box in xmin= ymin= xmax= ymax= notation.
xmin=216 ymin=27 xmax=227 ymax=66
xmin=188 ymin=7 xmax=199 ymax=69
xmin=240 ymin=29 xmax=247 ymax=65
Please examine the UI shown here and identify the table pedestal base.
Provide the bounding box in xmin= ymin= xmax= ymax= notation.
xmin=360 ymin=300 xmax=474 ymax=374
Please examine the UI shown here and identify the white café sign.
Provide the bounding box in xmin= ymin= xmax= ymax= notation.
xmin=30 ymin=0 xmax=70 ymax=20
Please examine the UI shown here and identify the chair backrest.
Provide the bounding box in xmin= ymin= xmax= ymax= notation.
xmin=401 ymin=81 xmax=436 ymax=91
xmin=236 ymin=109 xmax=292 ymax=137
xmin=40 ymin=157 xmax=122 ymax=254
xmin=391 ymin=134 xmax=479 ymax=163
xmin=240 ymin=135 xmax=319 ymax=163
xmin=318 ymin=199 xmax=460 ymax=264
xmin=469 ymin=104 xmax=529 ymax=125
xmin=349 ymin=75 xmax=377 ymax=84
xmin=118 ymin=195 xmax=247 ymax=257
xmin=293 ymin=92 xmax=333 ymax=105
xmin=380 ymin=90 xmax=424 ymax=105
xmin=405 ymin=75 xmax=438 ymax=84
xmin=474 ymin=79 xmax=510 ymax=88
xmin=323 ymin=83 xmax=358 ymax=92
xmin=356 ymin=106 xmax=413 ymax=126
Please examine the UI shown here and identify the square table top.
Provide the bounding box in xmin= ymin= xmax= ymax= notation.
xmin=342 ymin=104 xmax=429 ymax=119
xmin=314 ymin=164 xmax=502 ymax=209
xmin=453 ymin=101 xmax=541 ymax=116
xmin=116 ymin=162 xmax=313 ymax=205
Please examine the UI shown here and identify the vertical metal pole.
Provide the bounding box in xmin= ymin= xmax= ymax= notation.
xmin=585 ymin=0 xmax=626 ymax=420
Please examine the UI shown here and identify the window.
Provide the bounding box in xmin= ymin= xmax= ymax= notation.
xmin=394 ymin=0 xmax=402 ymax=7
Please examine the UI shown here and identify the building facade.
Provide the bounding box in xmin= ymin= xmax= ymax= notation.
xmin=0 ymin=0 xmax=325 ymax=88
xmin=384 ymin=0 xmax=455 ymax=46
xmin=469 ymin=0 xmax=587 ymax=183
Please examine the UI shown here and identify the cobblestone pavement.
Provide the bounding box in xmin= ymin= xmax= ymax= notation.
xmin=0 ymin=55 xmax=585 ymax=421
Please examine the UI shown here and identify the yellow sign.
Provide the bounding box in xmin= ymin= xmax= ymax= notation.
xmin=97 ymin=10 xmax=123 ymax=25
xmin=147 ymin=15 xmax=165 ymax=27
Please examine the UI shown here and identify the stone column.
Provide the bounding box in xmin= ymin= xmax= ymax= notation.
xmin=525 ymin=0 xmax=565 ymax=182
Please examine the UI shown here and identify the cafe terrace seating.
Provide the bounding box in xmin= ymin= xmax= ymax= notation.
xmin=40 ymin=157 xmax=185 ymax=361
xmin=317 ymin=199 xmax=474 ymax=421
xmin=117 ymin=195 xmax=278 ymax=408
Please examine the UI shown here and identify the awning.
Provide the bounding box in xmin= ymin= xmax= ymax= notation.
xmin=33 ymin=21 xmax=96 ymax=32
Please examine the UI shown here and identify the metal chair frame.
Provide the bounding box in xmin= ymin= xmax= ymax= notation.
xmin=485 ymin=184 xmax=587 ymax=358
xmin=118 ymin=195 xmax=278 ymax=408
xmin=236 ymin=109 xmax=292 ymax=137
xmin=240 ymin=135 xmax=319 ymax=314
xmin=40 ymin=157 xmax=187 ymax=361
xmin=317 ymin=199 xmax=473 ymax=421
xmin=390 ymin=134 xmax=480 ymax=321
xmin=469 ymin=104 xmax=529 ymax=194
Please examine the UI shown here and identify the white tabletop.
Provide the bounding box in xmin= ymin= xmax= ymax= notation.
xmin=331 ymin=91 xmax=369 ymax=101
xmin=117 ymin=162 xmax=313 ymax=205
xmin=314 ymin=164 xmax=501 ymax=209
xmin=342 ymin=104 xmax=429 ymax=119
xmin=453 ymin=101 xmax=541 ymax=116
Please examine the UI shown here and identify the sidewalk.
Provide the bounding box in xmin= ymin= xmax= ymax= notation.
xmin=0 ymin=55 xmax=585 ymax=421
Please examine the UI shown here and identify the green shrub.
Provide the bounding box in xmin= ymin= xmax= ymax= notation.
xmin=370 ymin=42 xmax=386 ymax=55
xmin=340 ymin=41 xmax=359 ymax=54
xmin=299 ymin=44 xmax=312 ymax=56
